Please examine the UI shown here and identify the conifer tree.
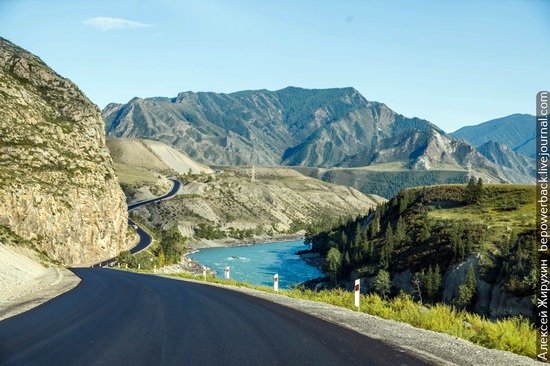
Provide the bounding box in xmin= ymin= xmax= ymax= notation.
xmin=456 ymin=264 xmax=477 ymax=308
xmin=340 ymin=232 xmax=348 ymax=252
xmin=371 ymin=210 xmax=380 ymax=239
xmin=323 ymin=247 xmax=342 ymax=285
xmin=385 ymin=223 xmax=395 ymax=252
xmin=374 ymin=270 xmax=391 ymax=298
xmin=396 ymin=216 xmax=406 ymax=244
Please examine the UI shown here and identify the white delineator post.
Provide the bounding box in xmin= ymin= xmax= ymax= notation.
xmin=354 ymin=279 xmax=360 ymax=310
xmin=225 ymin=266 xmax=230 ymax=280
xmin=203 ymin=268 xmax=207 ymax=281
xmin=274 ymin=273 xmax=279 ymax=293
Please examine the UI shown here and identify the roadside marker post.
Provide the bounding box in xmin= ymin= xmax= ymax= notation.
xmin=225 ymin=266 xmax=230 ymax=280
xmin=138 ymin=263 xmax=140 ymax=270
xmin=354 ymin=279 xmax=360 ymax=311
xmin=274 ymin=273 xmax=279 ymax=294
xmin=203 ymin=268 xmax=207 ymax=281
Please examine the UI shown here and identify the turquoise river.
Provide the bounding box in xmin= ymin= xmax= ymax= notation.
xmin=188 ymin=240 xmax=324 ymax=289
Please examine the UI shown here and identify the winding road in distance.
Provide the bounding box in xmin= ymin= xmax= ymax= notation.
xmin=97 ymin=178 xmax=181 ymax=267
xmin=0 ymin=177 xmax=434 ymax=366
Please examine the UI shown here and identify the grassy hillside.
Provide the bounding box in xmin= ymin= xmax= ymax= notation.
xmin=307 ymin=183 xmax=536 ymax=317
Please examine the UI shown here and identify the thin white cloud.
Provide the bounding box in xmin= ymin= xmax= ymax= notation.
xmin=83 ymin=17 xmax=152 ymax=31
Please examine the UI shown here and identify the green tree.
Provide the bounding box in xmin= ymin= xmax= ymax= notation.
xmin=450 ymin=224 xmax=463 ymax=260
xmin=160 ymin=226 xmax=187 ymax=263
xmin=456 ymin=264 xmax=477 ymax=308
xmin=323 ymin=247 xmax=342 ymax=285
xmin=342 ymin=250 xmax=351 ymax=274
xmin=416 ymin=219 xmax=431 ymax=242
xmin=476 ymin=178 xmax=484 ymax=202
xmin=464 ymin=176 xmax=483 ymax=205
xmin=374 ymin=270 xmax=392 ymax=298
xmin=424 ymin=264 xmax=442 ymax=301
xmin=340 ymin=232 xmax=348 ymax=251
xmin=385 ymin=223 xmax=395 ymax=252
xmin=352 ymin=225 xmax=364 ymax=264
xmin=395 ymin=216 xmax=407 ymax=244
xmin=370 ymin=210 xmax=380 ymax=239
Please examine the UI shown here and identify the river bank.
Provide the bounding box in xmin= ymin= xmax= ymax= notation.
xmin=190 ymin=231 xmax=306 ymax=249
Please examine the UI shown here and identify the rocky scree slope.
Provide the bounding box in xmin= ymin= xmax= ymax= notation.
xmin=0 ymin=37 xmax=128 ymax=265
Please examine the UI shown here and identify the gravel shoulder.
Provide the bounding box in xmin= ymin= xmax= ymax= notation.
xmin=0 ymin=267 xmax=80 ymax=321
xmin=156 ymin=272 xmax=543 ymax=366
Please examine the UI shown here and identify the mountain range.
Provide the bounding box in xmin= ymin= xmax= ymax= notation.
xmin=103 ymin=88 xmax=534 ymax=196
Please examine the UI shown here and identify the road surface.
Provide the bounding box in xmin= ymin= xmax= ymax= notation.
xmin=0 ymin=268 xmax=432 ymax=366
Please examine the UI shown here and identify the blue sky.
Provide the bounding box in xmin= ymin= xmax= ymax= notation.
xmin=0 ymin=0 xmax=548 ymax=132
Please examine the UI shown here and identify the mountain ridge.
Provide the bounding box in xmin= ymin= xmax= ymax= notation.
xmin=103 ymin=87 xmax=443 ymax=167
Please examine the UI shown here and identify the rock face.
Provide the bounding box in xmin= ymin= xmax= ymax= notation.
xmin=441 ymin=255 xmax=533 ymax=320
xmin=476 ymin=140 xmax=535 ymax=180
xmin=0 ymin=37 xmax=128 ymax=265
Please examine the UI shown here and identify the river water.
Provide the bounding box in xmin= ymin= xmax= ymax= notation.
xmin=188 ymin=240 xmax=324 ymax=289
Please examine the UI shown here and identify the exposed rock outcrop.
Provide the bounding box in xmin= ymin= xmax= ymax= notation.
xmin=0 ymin=37 xmax=128 ymax=265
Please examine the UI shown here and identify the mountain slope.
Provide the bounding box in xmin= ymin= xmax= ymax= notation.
xmin=107 ymin=138 xmax=213 ymax=175
xmin=476 ymin=141 xmax=535 ymax=179
xmin=340 ymin=129 xmax=533 ymax=184
xmin=450 ymin=114 xmax=535 ymax=157
xmin=0 ymin=37 xmax=128 ymax=266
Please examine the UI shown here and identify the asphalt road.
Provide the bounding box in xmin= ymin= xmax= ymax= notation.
xmin=127 ymin=179 xmax=181 ymax=211
xmin=0 ymin=268 xmax=433 ymax=366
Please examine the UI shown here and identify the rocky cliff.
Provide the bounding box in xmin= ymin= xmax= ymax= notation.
xmin=0 ymin=37 xmax=128 ymax=265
